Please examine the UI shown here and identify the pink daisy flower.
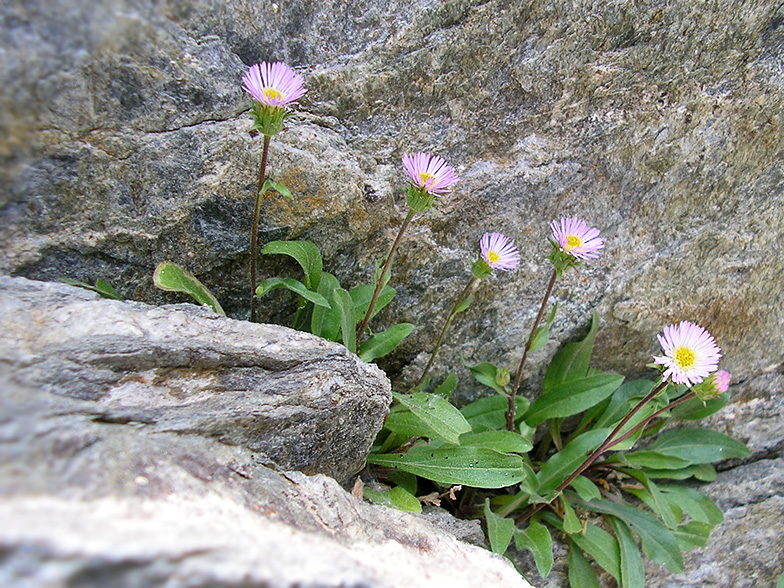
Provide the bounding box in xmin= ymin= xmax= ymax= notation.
xmin=402 ymin=152 xmax=460 ymax=197
xmin=480 ymin=232 xmax=520 ymax=272
xmin=243 ymin=62 xmax=307 ymax=108
xmin=653 ymin=321 xmax=722 ymax=387
xmin=550 ymin=217 xmax=604 ymax=260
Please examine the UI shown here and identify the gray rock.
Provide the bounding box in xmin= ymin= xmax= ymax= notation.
xmin=0 ymin=276 xmax=391 ymax=484
xmin=0 ymin=364 xmax=531 ymax=588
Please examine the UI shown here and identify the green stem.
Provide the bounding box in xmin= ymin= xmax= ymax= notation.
xmin=416 ymin=276 xmax=478 ymax=387
xmin=506 ymin=269 xmax=558 ymax=431
xmin=250 ymin=134 xmax=272 ymax=323
xmin=356 ymin=207 xmax=416 ymax=342
xmin=514 ymin=379 xmax=669 ymax=525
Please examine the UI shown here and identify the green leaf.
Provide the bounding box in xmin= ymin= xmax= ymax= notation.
xmin=624 ymin=451 xmax=693 ymax=470
xmin=359 ymin=323 xmax=414 ymax=362
xmin=672 ymin=520 xmax=712 ymax=551
xmin=583 ymin=498 xmax=684 ymax=573
xmin=331 ymin=288 xmax=356 ymax=353
xmin=670 ymin=391 xmax=730 ymax=420
xmin=537 ymin=429 xmax=610 ymax=496
xmin=62 ymin=278 xmax=123 ymax=300
xmin=543 ymin=310 xmax=599 ymax=389
xmin=454 ymin=293 xmax=473 ymax=314
xmin=659 ymin=486 xmax=723 ymax=525
xmin=363 ymin=486 xmax=422 ymax=513
xmin=622 ymin=470 xmax=679 ymax=529
xmin=390 ymin=393 xmax=471 ymax=444
xmin=458 ymin=430 xmax=532 ymax=453
xmin=647 ymin=428 xmax=750 ymax=464
xmin=484 ymin=499 xmax=515 ymax=554
xmin=367 ymin=446 xmax=531 ymax=488
xmin=529 ymin=302 xmax=558 ymax=352
xmin=433 ymin=373 xmax=457 ymax=398
xmin=514 ymin=520 xmax=553 ymax=578
xmin=569 ymin=476 xmax=602 ymax=502
xmin=642 ymin=464 xmax=717 ymax=481
xmin=388 ymin=470 xmax=417 ymax=496
xmin=153 ymin=262 xmax=225 ymax=315
xmin=776 ymin=571 xmax=784 ymax=588
xmin=310 ymin=272 xmax=341 ymax=340
xmin=350 ymin=283 xmax=396 ymax=321
xmin=261 ymin=177 xmax=293 ymax=200
xmin=261 ymin=240 xmax=322 ymax=291
xmin=562 ymin=499 xmax=583 ymax=534
xmin=459 ymin=395 xmax=529 ymax=432
xmin=545 ymin=513 xmax=620 ymax=580
xmin=568 ymin=541 xmax=601 ymax=588
xmin=524 ymin=373 xmax=625 ymax=425
xmin=594 ymin=379 xmax=658 ymax=429
xmin=256 ymin=277 xmax=330 ymax=308
xmin=469 ymin=362 xmax=507 ymax=394
xmin=608 ymin=517 xmax=645 ymax=588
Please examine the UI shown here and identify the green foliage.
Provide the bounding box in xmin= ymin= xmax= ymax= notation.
xmin=153 ymin=261 xmax=225 ymax=315
xmin=485 ymin=499 xmax=515 ymax=554
xmin=388 ymin=392 xmax=471 ymax=444
xmin=363 ymin=486 xmax=422 ymax=513
xmin=62 ymin=277 xmax=123 ymax=300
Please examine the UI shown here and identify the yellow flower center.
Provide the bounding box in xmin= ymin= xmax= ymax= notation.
xmin=419 ymin=172 xmax=438 ymax=187
xmin=263 ymin=87 xmax=283 ymax=101
xmin=674 ymin=346 xmax=696 ymax=369
xmin=565 ymin=234 xmax=583 ymax=251
xmin=487 ymin=250 xmax=500 ymax=264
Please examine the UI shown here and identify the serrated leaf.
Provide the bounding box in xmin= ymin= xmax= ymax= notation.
xmin=434 ymin=373 xmax=457 ymax=398
xmin=331 ymin=287 xmax=356 ymax=353
xmin=391 ymin=393 xmax=471 ymax=444
xmin=524 ymin=373 xmax=624 ymax=425
xmin=459 ymin=395 xmax=530 ymax=432
xmin=537 ymin=429 xmax=610 ymax=496
xmin=648 ymin=428 xmax=750 ymax=464
xmin=256 ymin=277 xmax=330 ymax=308
xmin=543 ymin=310 xmax=599 ymax=389
xmin=367 ymin=446 xmax=530 ymax=488
xmin=583 ymin=498 xmax=684 ymax=573
xmin=568 ymin=540 xmax=601 ymax=588
xmin=529 ymin=302 xmax=558 ymax=352
xmin=608 ymin=517 xmax=645 ymax=588
xmin=261 ymin=177 xmax=293 ymax=200
xmin=458 ymin=430 xmax=532 ymax=453
xmin=514 ymin=520 xmax=553 ymax=578
xmin=569 ymin=475 xmax=602 ymax=502
xmin=153 ymin=262 xmax=225 ymax=315
xmin=484 ymin=499 xmax=515 ymax=554
xmin=659 ymin=486 xmax=723 ymax=525
xmin=261 ymin=240 xmax=322 ymax=291
xmin=310 ymin=272 xmax=341 ymax=340
xmin=359 ymin=323 xmax=414 ymax=362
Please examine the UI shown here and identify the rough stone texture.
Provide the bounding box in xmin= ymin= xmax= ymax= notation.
xmin=2 ymin=0 xmax=784 ymax=585
xmin=0 ymin=276 xmax=391 ymax=484
xmin=0 ymin=364 xmax=531 ymax=588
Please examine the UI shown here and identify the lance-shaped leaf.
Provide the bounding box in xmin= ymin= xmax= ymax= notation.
xmin=609 ymin=517 xmax=645 ymax=588
xmin=261 ymin=240 xmax=322 ymax=291
xmin=460 ymin=395 xmax=530 ymax=432
xmin=457 ymin=430 xmax=532 ymax=454
xmin=153 ymin=261 xmax=225 ymax=315
xmin=350 ymin=283 xmax=396 ymax=321
xmin=63 ymin=277 xmax=123 ymax=300
xmin=389 ymin=392 xmax=471 ymax=444
xmin=260 ymin=177 xmax=293 ymax=200
xmin=646 ymin=428 xmax=750 ymax=464
xmin=359 ymin=323 xmax=414 ymax=362
xmin=331 ymin=287 xmax=356 ymax=353
xmin=434 ymin=373 xmax=457 ymax=398
xmin=670 ymin=391 xmax=730 ymax=420
xmin=363 ymin=486 xmax=421 ymax=513
xmin=468 ymin=362 xmax=507 ymax=395
xmin=484 ymin=499 xmax=515 ymax=554
xmin=568 ymin=540 xmax=601 ymax=588
xmin=543 ymin=310 xmax=599 ymax=388
xmin=536 ymin=428 xmax=610 ymax=496
xmin=367 ymin=446 xmax=530 ymax=488
xmin=529 ymin=302 xmax=558 ymax=352
xmin=310 ymin=272 xmax=341 ymax=340
xmin=543 ymin=513 xmax=620 ymax=580
xmin=514 ymin=519 xmax=553 ymax=578
xmin=659 ymin=485 xmax=723 ymax=525
xmin=524 ymin=373 xmax=624 ymax=425
xmin=256 ymin=277 xmax=329 ymax=308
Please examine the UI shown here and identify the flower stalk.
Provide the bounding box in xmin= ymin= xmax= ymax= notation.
xmin=250 ymin=135 xmax=271 ymax=323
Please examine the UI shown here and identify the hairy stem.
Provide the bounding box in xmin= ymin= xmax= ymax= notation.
xmin=356 ymin=207 xmax=416 ymax=342
xmin=506 ymin=269 xmax=558 ymax=431
xmin=250 ymin=134 xmax=272 ymax=323
xmin=416 ymin=277 xmax=478 ymax=387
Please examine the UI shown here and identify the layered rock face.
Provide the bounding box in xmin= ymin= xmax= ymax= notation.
xmin=1 ymin=0 xmax=783 ymax=586
xmin=0 ymin=276 xmax=530 ymax=587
